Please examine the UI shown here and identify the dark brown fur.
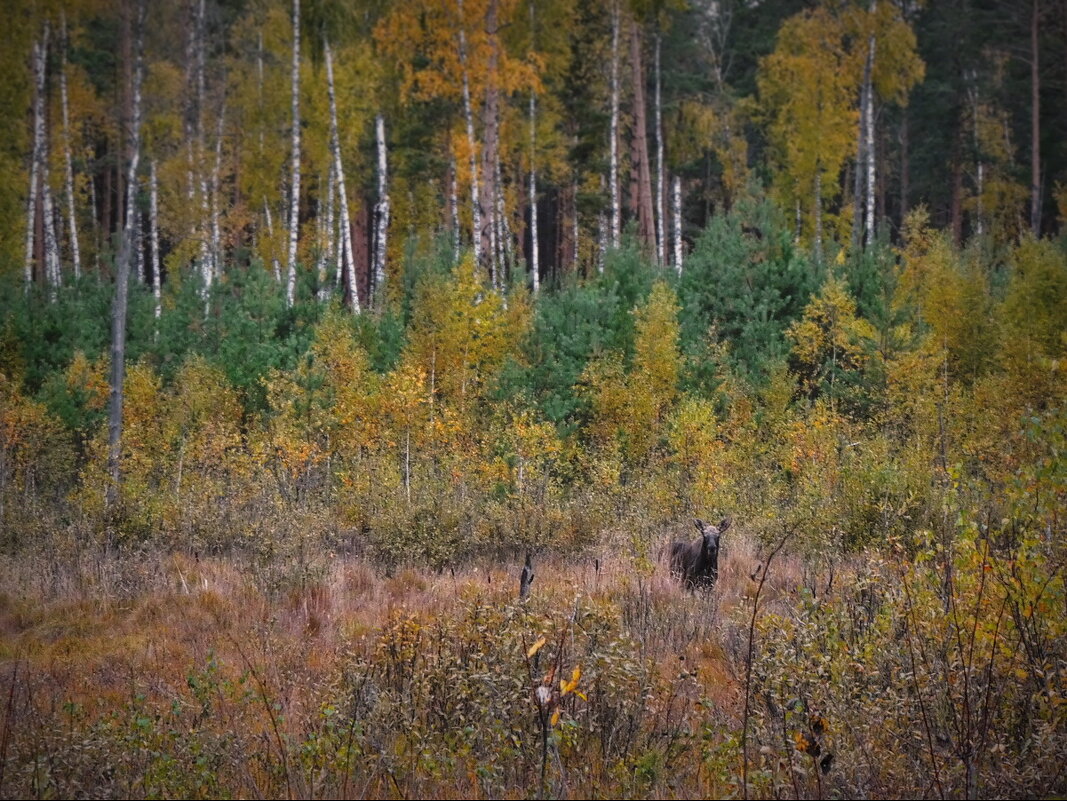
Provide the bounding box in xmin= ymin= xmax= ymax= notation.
xmin=669 ymin=517 xmax=731 ymax=591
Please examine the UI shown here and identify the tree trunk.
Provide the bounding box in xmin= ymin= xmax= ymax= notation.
xmin=449 ymin=153 xmax=460 ymax=262
xmin=42 ymin=152 xmax=61 ymax=295
xmin=971 ymin=85 xmax=984 ymax=237
xmin=209 ymin=107 xmax=225 ymax=285
xmin=479 ymin=0 xmax=500 ymax=284
xmin=60 ymin=13 xmax=81 ymax=280
xmin=149 ymin=159 xmax=161 ymax=321
xmin=324 ymin=40 xmax=359 ymax=312
xmin=672 ymin=174 xmax=682 ymax=272
xmin=285 ymin=0 xmax=302 ymax=308
xmin=373 ymin=114 xmax=390 ymax=306
xmin=1030 ymin=0 xmax=1041 ymax=234
xmin=609 ymin=1 xmax=621 ymax=249
xmin=529 ymin=93 xmax=539 ymax=294
xmin=24 ymin=26 xmax=48 ymax=289
xmin=899 ymin=106 xmax=909 ymax=225
xmin=264 ymin=201 xmax=281 ymax=281
xmin=950 ymin=133 xmax=963 ymax=246
xmin=457 ymin=0 xmax=481 ymax=267
xmin=107 ymin=0 xmax=144 ymax=510
xmin=630 ymin=17 xmax=656 ymax=255
xmin=135 ymin=207 xmax=144 ymax=284
xmin=864 ymin=23 xmax=877 ymax=246
xmin=496 ymin=157 xmax=512 ymax=284
xmin=851 ymin=21 xmax=874 ymax=250
xmin=654 ymin=33 xmax=665 ymax=267
xmin=319 ymin=164 xmax=334 ymax=300
xmin=814 ymin=169 xmax=824 ymax=264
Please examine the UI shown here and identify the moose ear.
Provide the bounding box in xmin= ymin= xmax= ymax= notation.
xmin=694 ymin=518 xmax=705 ymax=531
xmin=718 ymin=516 xmax=732 ymax=533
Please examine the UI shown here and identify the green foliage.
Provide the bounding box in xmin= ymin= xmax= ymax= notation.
xmin=679 ymin=196 xmax=817 ymax=383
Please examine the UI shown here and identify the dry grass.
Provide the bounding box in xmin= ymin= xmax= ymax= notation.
xmin=3 ymin=522 xmax=1055 ymax=799
xmin=0 ymin=528 xmax=788 ymax=799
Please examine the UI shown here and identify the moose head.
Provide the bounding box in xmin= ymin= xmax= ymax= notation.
xmin=669 ymin=517 xmax=732 ymax=591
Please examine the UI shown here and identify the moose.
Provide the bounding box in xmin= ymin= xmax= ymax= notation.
xmin=669 ymin=517 xmax=731 ymax=591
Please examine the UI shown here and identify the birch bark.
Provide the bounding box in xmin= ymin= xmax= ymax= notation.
xmin=150 ymin=159 xmax=161 ymax=321
xmin=672 ymin=174 xmax=682 ymax=273
xmin=209 ymin=107 xmax=225 ymax=284
xmin=60 ymin=13 xmax=81 ymax=279
xmin=654 ymin=33 xmax=665 ymax=267
xmin=528 ymin=94 xmax=539 ymax=294
xmin=373 ymin=114 xmax=390 ymax=306
xmin=319 ymin=164 xmax=334 ymax=300
xmin=285 ymin=0 xmax=302 ymax=308
xmin=107 ymin=0 xmax=145 ymax=508
xmin=24 ymin=27 xmax=48 ymax=288
xmin=864 ymin=24 xmax=876 ymax=247
xmin=609 ymin=2 xmax=620 ymax=249
xmin=479 ymin=0 xmax=500 ymax=283
xmin=1030 ymin=0 xmax=1041 ymax=233
xmin=457 ymin=0 xmax=481 ymax=266
xmin=324 ymin=40 xmax=359 ymax=312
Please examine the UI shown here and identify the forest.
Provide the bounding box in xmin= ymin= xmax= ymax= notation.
xmin=0 ymin=0 xmax=1065 ymax=798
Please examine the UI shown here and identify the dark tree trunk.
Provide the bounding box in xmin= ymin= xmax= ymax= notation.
xmin=630 ymin=18 xmax=655 ymax=255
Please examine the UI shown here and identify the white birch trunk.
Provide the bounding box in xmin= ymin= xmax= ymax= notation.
xmin=265 ymin=201 xmax=280 ymax=281
xmin=199 ymin=152 xmax=212 ymax=299
xmin=319 ymin=164 xmax=334 ymax=300
xmin=107 ymin=0 xmax=145 ymax=507
xmin=334 ymin=195 xmax=344 ymax=290
xmin=42 ymin=164 xmax=61 ymax=294
xmin=60 ymin=13 xmax=81 ymax=279
xmin=864 ymin=27 xmax=876 ymax=247
xmin=324 ymin=40 xmax=359 ymax=313
xmin=1030 ymin=0 xmax=1041 ymax=233
xmin=480 ymin=0 xmax=500 ymax=283
xmin=609 ymin=1 xmax=620 ymax=249
xmin=496 ymin=158 xmax=512 ymax=281
xmin=285 ymin=0 xmax=302 ymax=308
xmin=24 ymin=27 xmax=48 ymax=288
xmin=597 ymin=176 xmax=606 ymax=276
xmin=814 ymin=169 xmax=824 ymax=264
xmin=150 ymin=159 xmax=161 ymax=321
xmin=135 ymin=207 xmax=144 ymax=284
xmin=572 ymin=182 xmax=579 ymax=270
xmin=851 ymin=41 xmax=872 ymax=250
xmin=528 ymin=93 xmax=539 ymax=294
xmin=457 ymin=0 xmax=481 ymax=266
xmin=672 ymin=174 xmax=682 ymax=273
xmin=450 ymin=154 xmax=460 ymax=262
xmin=373 ymin=114 xmax=390 ymax=305
xmin=210 ymin=107 xmax=225 ymax=284
xmin=654 ymin=33 xmax=665 ymax=267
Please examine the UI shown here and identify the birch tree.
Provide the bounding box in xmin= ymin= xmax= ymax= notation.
xmin=654 ymin=32 xmax=665 ymax=267
xmin=1029 ymin=0 xmax=1041 ymax=233
xmin=528 ymin=90 xmax=539 ymax=293
xmin=24 ymin=24 xmax=48 ymax=289
xmin=608 ymin=0 xmax=621 ymax=249
xmin=285 ymin=0 xmax=302 ymax=308
xmin=373 ymin=113 xmax=390 ymax=306
xmin=59 ymin=12 xmax=81 ymax=280
xmin=323 ymin=39 xmax=359 ymax=312
xmin=107 ymin=0 xmax=145 ymax=508
xmin=374 ymin=0 xmax=537 ymax=281
xmin=149 ymin=159 xmax=161 ymax=322
xmin=758 ymin=7 xmax=858 ymax=262
xmin=848 ymin=0 xmax=923 ymax=249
